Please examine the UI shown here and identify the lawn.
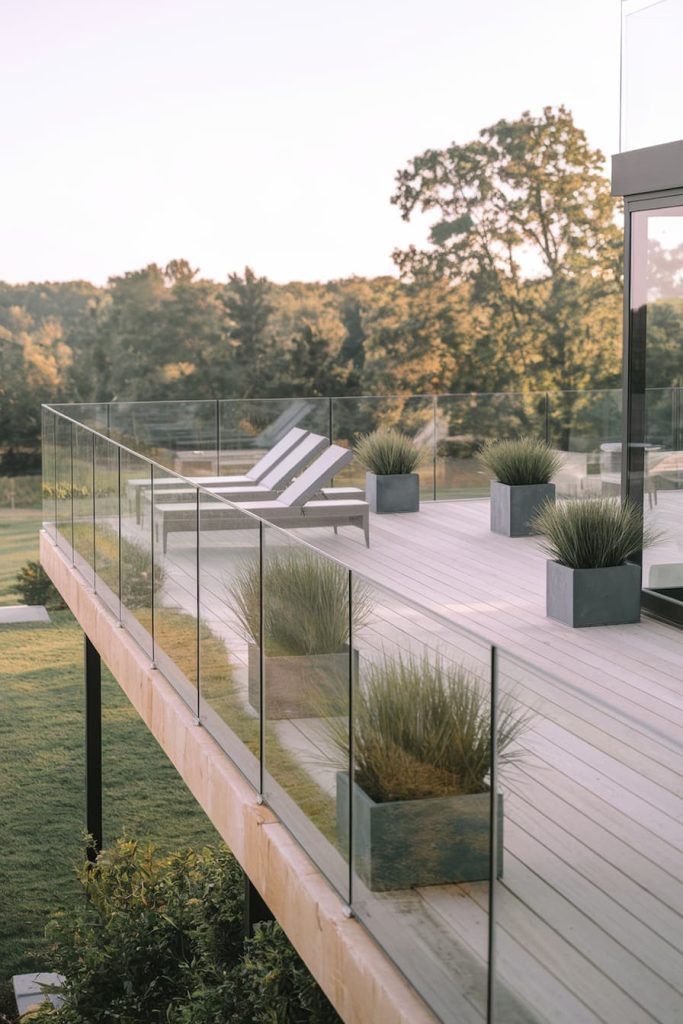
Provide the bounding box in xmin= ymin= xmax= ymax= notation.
xmin=0 ymin=510 xmax=43 ymax=606
xmin=0 ymin=610 xmax=221 ymax=986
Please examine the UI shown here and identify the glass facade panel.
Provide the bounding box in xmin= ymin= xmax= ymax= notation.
xmin=628 ymin=206 xmax=683 ymax=617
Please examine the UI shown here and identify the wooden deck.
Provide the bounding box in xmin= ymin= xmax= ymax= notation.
xmin=138 ymin=495 xmax=683 ymax=1024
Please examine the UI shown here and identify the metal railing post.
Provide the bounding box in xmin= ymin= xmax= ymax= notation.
xmin=487 ymin=645 xmax=499 ymax=1024
xmin=117 ymin=447 xmax=123 ymax=624
xmin=258 ymin=520 xmax=265 ymax=801
xmin=347 ymin=568 xmax=354 ymax=914
xmin=432 ymin=395 xmax=437 ymax=501
xmin=91 ymin=431 xmax=97 ymax=588
xmin=69 ymin=422 xmax=74 ymax=563
xmin=196 ymin=489 xmax=201 ymax=722
xmin=150 ymin=465 xmax=156 ymax=668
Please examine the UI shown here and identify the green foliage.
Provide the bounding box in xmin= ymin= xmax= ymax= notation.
xmin=354 ymin=428 xmax=424 ymax=475
xmin=532 ymin=497 xmax=655 ymax=569
xmin=14 ymin=560 xmax=65 ymax=609
xmin=233 ymin=922 xmax=340 ymax=1024
xmin=29 ymin=840 xmax=339 ymax=1024
xmin=228 ymin=549 xmax=372 ymax=656
xmin=327 ymin=653 xmax=530 ymax=804
xmin=477 ymin=437 xmax=563 ymax=485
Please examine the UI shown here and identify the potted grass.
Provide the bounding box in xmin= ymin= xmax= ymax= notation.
xmin=354 ymin=428 xmax=424 ymax=513
xmin=330 ymin=652 xmax=529 ymax=891
xmin=228 ymin=549 xmax=372 ymax=719
xmin=532 ymin=496 xmax=656 ymax=627
xmin=477 ymin=437 xmax=562 ymax=537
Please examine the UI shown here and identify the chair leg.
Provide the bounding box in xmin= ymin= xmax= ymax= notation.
xmin=363 ymin=513 xmax=370 ymax=548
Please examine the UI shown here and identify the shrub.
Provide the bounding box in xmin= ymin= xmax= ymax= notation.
xmin=477 ymin=437 xmax=562 ymax=486
xmin=14 ymin=561 xmax=66 ymax=609
xmin=353 ymin=429 xmax=424 ymax=475
xmin=326 ymin=653 xmax=530 ymax=804
xmin=228 ymin=549 xmax=372 ymax=656
xmin=532 ymin=496 xmax=656 ymax=569
xmin=31 ymin=840 xmax=340 ymax=1024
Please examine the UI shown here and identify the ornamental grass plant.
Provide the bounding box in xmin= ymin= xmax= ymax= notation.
xmin=477 ymin=437 xmax=563 ymax=486
xmin=353 ymin=428 xmax=425 ymax=476
xmin=327 ymin=652 xmax=530 ymax=804
xmin=532 ymin=496 xmax=656 ymax=569
xmin=228 ymin=549 xmax=372 ymax=657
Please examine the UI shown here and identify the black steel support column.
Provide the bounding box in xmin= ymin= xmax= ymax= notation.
xmin=243 ymin=872 xmax=274 ymax=938
xmin=84 ymin=634 xmax=103 ymax=862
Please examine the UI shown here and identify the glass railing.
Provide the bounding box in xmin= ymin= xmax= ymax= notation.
xmin=51 ymin=385 xmax=683 ymax=502
xmin=41 ymin=403 xmax=683 ymax=1024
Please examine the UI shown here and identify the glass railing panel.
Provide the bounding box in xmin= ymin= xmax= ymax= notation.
xmin=108 ymin=399 xmax=217 ymax=472
xmin=330 ymin=395 xmax=435 ymax=496
xmin=643 ymin=387 xmax=683 ymax=604
xmin=93 ymin=433 xmax=121 ymax=619
xmin=51 ymin=402 xmax=110 ymax=432
xmin=349 ymin=572 xmax=493 ymax=1024
xmin=41 ymin=407 xmax=57 ymax=540
xmin=71 ymin=423 xmax=95 ymax=585
xmin=198 ymin=494 xmax=261 ymax=789
xmin=118 ymin=449 xmax=154 ymax=660
xmin=493 ymin=647 xmax=683 ymax=1023
xmin=435 ymin=392 xmax=546 ymax=500
xmin=150 ymin=471 xmax=200 ymax=713
xmin=218 ymin=398 xmax=330 ymax=476
xmin=261 ymin=524 xmax=351 ymax=902
xmin=54 ymin=414 xmax=72 ymax=556
xmin=547 ymin=388 xmax=622 ymax=499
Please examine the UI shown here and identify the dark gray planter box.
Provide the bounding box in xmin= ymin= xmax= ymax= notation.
xmin=490 ymin=481 xmax=555 ymax=537
xmin=546 ymin=561 xmax=642 ymax=627
xmin=248 ymin=644 xmax=356 ymax=719
xmin=336 ymin=773 xmax=503 ymax=891
xmin=366 ymin=472 xmax=419 ymax=514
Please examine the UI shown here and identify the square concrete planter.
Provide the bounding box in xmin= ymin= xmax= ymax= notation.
xmin=336 ymin=773 xmax=503 ymax=891
xmin=366 ymin=473 xmax=419 ymax=514
xmin=248 ymin=644 xmax=357 ymax=719
xmin=546 ymin=560 xmax=641 ymax=627
xmin=490 ymin=481 xmax=555 ymax=537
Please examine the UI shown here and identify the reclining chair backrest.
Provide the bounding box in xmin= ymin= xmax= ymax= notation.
xmin=277 ymin=445 xmax=354 ymax=507
xmin=247 ymin=426 xmax=309 ymax=482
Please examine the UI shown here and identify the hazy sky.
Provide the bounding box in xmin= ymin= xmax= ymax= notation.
xmin=1 ymin=0 xmax=624 ymax=286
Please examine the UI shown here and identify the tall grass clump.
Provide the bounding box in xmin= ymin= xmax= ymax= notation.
xmin=354 ymin=429 xmax=425 ymax=476
xmin=326 ymin=653 xmax=530 ymax=803
xmin=532 ymin=496 xmax=656 ymax=569
xmin=477 ymin=437 xmax=562 ymax=485
xmin=228 ymin=549 xmax=372 ymax=656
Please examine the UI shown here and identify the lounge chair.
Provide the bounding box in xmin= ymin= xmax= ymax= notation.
xmin=156 ymin=445 xmax=369 ymax=551
xmin=139 ymin=432 xmax=328 ymax=523
xmin=127 ymin=426 xmax=311 ymax=522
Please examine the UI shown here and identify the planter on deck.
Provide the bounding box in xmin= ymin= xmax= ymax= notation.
xmin=490 ymin=481 xmax=555 ymax=537
xmin=247 ymin=643 xmax=357 ymax=720
xmin=546 ymin=560 xmax=641 ymax=627
xmin=365 ymin=473 xmax=420 ymax=514
xmin=336 ymin=772 xmax=503 ymax=891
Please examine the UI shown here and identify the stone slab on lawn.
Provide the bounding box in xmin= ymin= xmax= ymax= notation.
xmin=13 ymin=973 xmax=64 ymax=1016
xmin=0 ymin=605 xmax=50 ymax=624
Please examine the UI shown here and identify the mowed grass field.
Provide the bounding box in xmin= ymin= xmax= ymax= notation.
xmin=0 ymin=511 xmax=219 ymax=993
xmin=0 ymin=510 xmax=43 ymax=606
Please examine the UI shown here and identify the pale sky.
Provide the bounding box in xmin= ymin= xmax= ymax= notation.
xmin=1 ymin=0 xmax=625 ymax=286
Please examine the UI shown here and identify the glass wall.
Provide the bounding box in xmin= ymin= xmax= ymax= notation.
xmin=627 ymin=202 xmax=683 ymax=623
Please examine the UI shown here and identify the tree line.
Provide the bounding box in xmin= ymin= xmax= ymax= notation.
xmin=0 ymin=107 xmax=652 ymax=471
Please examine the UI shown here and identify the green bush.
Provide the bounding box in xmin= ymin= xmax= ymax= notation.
xmin=228 ymin=549 xmax=372 ymax=656
xmin=30 ymin=840 xmax=339 ymax=1024
xmin=532 ymin=496 xmax=656 ymax=569
xmin=353 ymin=428 xmax=424 ymax=475
xmin=477 ymin=437 xmax=562 ymax=485
xmin=326 ymin=653 xmax=530 ymax=804
xmin=14 ymin=561 xmax=66 ymax=609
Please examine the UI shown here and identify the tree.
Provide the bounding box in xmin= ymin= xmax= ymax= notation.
xmin=391 ymin=106 xmax=624 ymax=408
xmin=223 ymin=267 xmax=275 ymax=396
